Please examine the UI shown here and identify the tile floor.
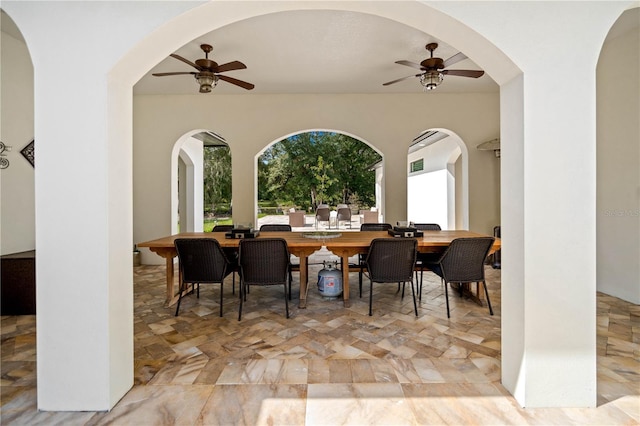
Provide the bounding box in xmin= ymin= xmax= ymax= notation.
xmin=1 ymin=260 xmax=638 ymax=425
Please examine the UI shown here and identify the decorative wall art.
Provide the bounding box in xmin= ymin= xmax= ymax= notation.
xmin=0 ymin=141 xmax=11 ymax=169
xmin=20 ymin=140 xmax=34 ymax=168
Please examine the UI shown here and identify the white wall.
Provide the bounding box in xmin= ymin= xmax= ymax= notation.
xmin=0 ymin=26 xmax=34 ymax=256
xmin=408 ymin=169 xmax=449 ymax=227
xmin=176 ymin=136 xmax=204 ymax=233
xmin=596 ymin=19 xmax=640 ymax=304
xmin=407 ymin=135 xmax=467 ymax=229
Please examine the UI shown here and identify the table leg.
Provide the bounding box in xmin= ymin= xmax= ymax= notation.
xmin=165 ymin=256 xmax=175 ymax=305
xmin=341 ymin=254 xmax=351 ymax=308
xmin=298 ymin=255 xmax=308 ymax=309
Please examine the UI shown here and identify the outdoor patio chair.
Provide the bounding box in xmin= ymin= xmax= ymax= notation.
xmin=428 ymin=237 xmax=495 ymax=318
xmin=350 ymin=223 xmax=394 ymax=297
xmin=336 ymin=206 xmax=352 ymax=229
xmin=211 ymin=224 xmax=238 ymax=294
xmin=315 ymin=204 xmax=331 ymax=228
xmin=174 ymin=238 xmax=237 ymax=317
xmin=363 ymin=238 xmax=418 ymax=316
xmin=238 ymin=238 xmax=291 ymax=320
xmin=412 ymin=223 xmax=442 ymax=299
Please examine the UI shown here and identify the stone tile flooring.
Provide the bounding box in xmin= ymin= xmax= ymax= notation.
xmin=1 ymin=263 xmax=638 ymax=425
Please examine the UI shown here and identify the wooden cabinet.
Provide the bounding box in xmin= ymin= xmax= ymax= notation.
xmin=1 ymin=250 xmax=36 ymax=315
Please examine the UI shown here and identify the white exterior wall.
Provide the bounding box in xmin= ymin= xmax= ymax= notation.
xmin=1 ymin=0 xmax=634 ymax=412
xmin=596 ymin=23 xmax=640 ymax=304
xmin=407 ymin=169 xmax=449 ymax=227
xmin=0 ymin=25 xmax=34 ymax=256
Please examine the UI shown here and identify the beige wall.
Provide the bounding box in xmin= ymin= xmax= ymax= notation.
xmin=133 ymin=93 xmax=500 ymax=264
xmin=597 ymin=24 xmax=640 ymax=304
xmin=0 ymin=28 xmax=34 ymax=255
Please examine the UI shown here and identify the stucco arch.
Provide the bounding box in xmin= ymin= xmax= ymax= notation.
xmin=407 ymin=128 xmax=470 ymax=230
xmin=256 ymin=128 xmax=384 ymax=224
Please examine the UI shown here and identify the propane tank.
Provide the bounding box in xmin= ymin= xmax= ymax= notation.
xmin=317 ymin=260 xmax=343 ymax=297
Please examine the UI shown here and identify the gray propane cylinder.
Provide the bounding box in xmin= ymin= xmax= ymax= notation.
xmin=317 ymin=260 xmax=343 ymax=297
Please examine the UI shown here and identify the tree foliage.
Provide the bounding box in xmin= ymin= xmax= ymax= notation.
xmin=258 ymin=132 xmax=381 ymax=209
xmin=203 ymin=146 xmax=231 ymax=214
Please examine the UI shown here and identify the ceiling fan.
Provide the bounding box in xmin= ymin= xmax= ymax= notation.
xmin=383 ymin=43 xmax=484 ymax=91
xmin=153 ymin=44 xmax=255 ymax=93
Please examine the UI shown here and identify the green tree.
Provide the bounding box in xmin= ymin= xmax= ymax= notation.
xmin=258 ymin=132 xmax=381 ymax=209
xmin=203 ymin=146 xmax=232 ymax=215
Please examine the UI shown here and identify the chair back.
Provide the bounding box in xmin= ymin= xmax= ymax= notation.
xmin=174 ymin=238 xmax=229 ymax=283
xmin=212 ymin=225 xmax=234 ymax=232
xmin=365 ymin=238 xmax=417 ymax=283
xmin=259 ymin=224 xmax=292 ymax=232
xmin=315 ymin=206 xmax=330 ymax=221
xmin=336 ymin=207 xmax=351 ymax=221
xmin=413 ymin=223 xmax=441 ymax=231
xmin=239 ymin=238 xmax=290 ymax=285
xmin=360 ymin=223 xmax=392 ymax=231
xmin=438 ymin=237 xmax=495 ymax=283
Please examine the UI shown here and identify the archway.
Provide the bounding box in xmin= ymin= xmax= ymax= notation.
xmin=171 ymin=130 xmax=231 ymax=234
xmin=407 ymin=129 xmax=470 ymax=230
xmin=255 ymin=129 xmax=383 ymax=227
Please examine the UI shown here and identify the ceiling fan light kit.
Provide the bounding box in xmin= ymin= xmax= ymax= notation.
xmin=153 ymin=43 xmax=254 ymax=93
xmin=383 ymin=42 xmax=484 ymax=92
xmin=420 ymin=71 xmax=443 ymax=91
xmin=196 ymin=72 xmax=218 ymax=93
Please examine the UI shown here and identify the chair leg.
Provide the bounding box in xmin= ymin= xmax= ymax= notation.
xmin=219 ymin=283 xmax=224 ymax=317
xmin=410 ymin=279 xmax=418 ymax=316
xmin=175 ymin=280 xmax=185 ymax=316
xmin=359 ymin=269 xmax=363 ymax=298
xmin=232 ymin=272 xmax=236 ymax=295
xmin=284 ymin=282 xmax=290 ymax=318
xmin=368 ymin=279 xmax=374 ymax=316
xmin=444 ymin=280 xmax=451 ymax=318
xmin=288 ymin=269 xmax=293 ymax=301
xmin=238 ymin=282 xmax=244 ymax=321
xmin=481 ymin=280 xmax=494 ymax=315
xmin=196 ymin=283 xmax=200 ymax=298
xmin=401 ymin=282 xmax=405 ymax=298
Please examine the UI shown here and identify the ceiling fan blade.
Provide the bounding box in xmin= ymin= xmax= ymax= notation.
xmin=152 ymin=71 xmax=197 ymax=77
xmin=170 ymin=53 xmax=201 ymax=70
xmin=215 ymin=61 xmax=247 ymax=73
xmin=395 ymin=60 xmax=425 ymax=71
xmin=217 ymin=74 xmax=255 ymax=90
xmin=383 ymin=74 xmax=422 ymax=86
xmin=443 ymin=52 xmax=467 ymax=68
xmin=442 ymin=69 xmax=485 ymax=78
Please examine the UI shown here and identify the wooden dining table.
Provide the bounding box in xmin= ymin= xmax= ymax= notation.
xmin=137 ymin=230 xmax=500 ymax=309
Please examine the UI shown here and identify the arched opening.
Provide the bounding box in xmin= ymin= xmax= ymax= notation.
xmin=171 ymin=130 xmax=231 ymax=234
xmin=407 ymin=129 xmax=469 ymax=229
xmin=255 ymin=129 xmax=383 ymax=228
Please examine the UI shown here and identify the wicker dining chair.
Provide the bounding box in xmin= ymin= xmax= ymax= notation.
xmin=363 ymin=238 xmax=418 ymax=316
xmin=428 ymin=237 xmax=495 ymax=318
xmin=351 ymin=223 xmax=394 ymax=297
xmin=211 ymin=225 xmax=234 ymax=232
xmin=238 ymin=238 xmax=291 ymax=320
xmin=211 ymin=224 xmax=238 ymax=294
xmin=412 ymin=223 xmax=442 ymax=299
xmin=259 ymin=224 xmax=299 ymax=299
xmin=174 ymin=238 xmax=237 ymax=317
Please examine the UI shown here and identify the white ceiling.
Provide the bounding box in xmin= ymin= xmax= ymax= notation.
xmin=133 ymin=10 xmax=498 ymax=95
